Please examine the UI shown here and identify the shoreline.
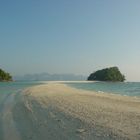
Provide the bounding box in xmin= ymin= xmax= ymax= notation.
xmin=1 ymin=82 xmax=140 ymax=140
xmin=41 ymin=81 xmax=140 ymax=100
xmin=23 ymin=82 xmax=140 ymax=140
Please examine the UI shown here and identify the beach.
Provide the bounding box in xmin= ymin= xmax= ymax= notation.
xmin=1 ymin=82 xmax=140 ymax=140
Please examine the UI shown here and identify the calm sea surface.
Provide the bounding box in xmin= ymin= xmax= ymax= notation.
xmin=0 ymin=81 xmax=140 ymax=98
xmin=67 ymin=82 xmax=140 ymax=97
xmin=0 ymin=81 xmax=42 ymax=94
xmin=0 ymin=82 xmax=40 ymax=109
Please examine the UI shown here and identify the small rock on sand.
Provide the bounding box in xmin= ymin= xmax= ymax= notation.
xmin=76 ymin=128 xmax=86 ymax=133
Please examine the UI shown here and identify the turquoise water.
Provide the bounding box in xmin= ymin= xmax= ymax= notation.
xmin=0 ymin=81 xmax=43 ymax=116
xmin=0 ymin=81 xmax=42 ymax=94
xmin=1 ymin=81 xmax=140 ymax=98
xmin=67 ymin=82 xmax=140 ymax=97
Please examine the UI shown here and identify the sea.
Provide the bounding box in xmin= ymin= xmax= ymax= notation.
xmin=0 ymin=81 xmax=43 ymax=95
xmin=0 ymin=81 xmax=140 ymax=98
xmin=0 ymin=81 xmax=42 ymax=104
xmin=67 ymin=82 xmax=140 ymax=97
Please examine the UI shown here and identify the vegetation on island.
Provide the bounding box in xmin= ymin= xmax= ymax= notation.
xmin=87 ymin=67 xmax=125 ymax=82
xmin=0 ymin=68 xmax=12 ymax=81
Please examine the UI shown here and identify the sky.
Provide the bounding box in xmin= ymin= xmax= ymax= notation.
xmin=0 ymin=0 xmax=140 ymax=81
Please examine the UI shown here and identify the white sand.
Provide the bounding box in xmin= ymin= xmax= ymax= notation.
xmin=23 ymin=83 xmax=140 ymax=140
xmin=1 ymin=82 xmax=140 ymax=140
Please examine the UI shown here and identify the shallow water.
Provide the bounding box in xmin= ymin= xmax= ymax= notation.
xmin=67 ymin=82 xmax=140 ymax=97
xmin=0 ymin=81 xmax=42 ymax=112
xmin=0 ymin=81 xmax=42 ymax=94
xmin=0 ymin=81 xmax=42 ymax=140
xmin=0 ymin=81 xmax=139 ymax=140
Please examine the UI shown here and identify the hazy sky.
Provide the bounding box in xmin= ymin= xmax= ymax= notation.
xmin=0 ymin=0 xmax=140 ymax=81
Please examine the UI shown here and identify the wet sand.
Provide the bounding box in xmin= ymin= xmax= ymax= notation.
xmin=1 ymin=82 xmax=140 ymax=140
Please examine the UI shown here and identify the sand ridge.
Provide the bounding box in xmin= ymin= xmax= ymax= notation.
xmin=23 ymin=82 xmax=140 ymax=140
xmin=1 ymin=82 xmax=140 ymax=140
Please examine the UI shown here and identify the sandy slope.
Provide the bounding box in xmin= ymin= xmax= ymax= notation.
xmin=1 ymin=82 xmax=140 ymax=140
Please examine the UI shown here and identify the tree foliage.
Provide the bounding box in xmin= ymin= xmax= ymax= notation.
xmin=0 ymin=68 xmax=12 ymax=81
xmin=87 ymin=67 xmax=125 ymax=82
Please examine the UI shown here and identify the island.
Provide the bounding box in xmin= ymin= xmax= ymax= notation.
xmin=0 ymin=68 xmax=12 ymax=81
xmin=87 ymin=66 xmax=125 ymax=82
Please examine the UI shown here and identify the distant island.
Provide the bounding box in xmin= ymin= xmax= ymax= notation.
xmin=87 ymin=67 xmax=125 ymax=82
xmin=0 ymin=68 xmax=12 ymax=81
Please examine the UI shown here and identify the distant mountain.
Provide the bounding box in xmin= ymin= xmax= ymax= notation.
xmin=14 ymin=73 xmax=86 ymax=81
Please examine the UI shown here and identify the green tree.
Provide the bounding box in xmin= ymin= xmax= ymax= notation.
xmin=0 ymin=68 xmax=12 ymax=81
